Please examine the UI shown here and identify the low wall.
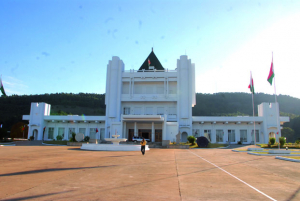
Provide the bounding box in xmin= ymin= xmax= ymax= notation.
xmin=167 ymin=144 xmax=189 ymax=149
xmin=67 ymin=142 xmax=88 ymax=146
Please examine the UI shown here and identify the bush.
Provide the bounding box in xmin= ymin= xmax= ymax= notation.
xmin=296 ymin=140 xmax=300 ymax=144
xmin=269 ymin=137 xmax=276 ymax=145
xmin=237 ymin=141 xmax=242 ymax=145
xmin=187 ymin=136 xmax=196 ymax=145
xmin=279 ymin=137 xmax=286 ymax=147
xmin=29 ymin=136 xmax=34 ymax=141
xmin=56 ymin=135 xmax=63 ymax=141
xmin=84 ymin=136 xmax=90 ymax=142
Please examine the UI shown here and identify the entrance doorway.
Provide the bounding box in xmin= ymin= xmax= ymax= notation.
xmin=155 ymin=129 xmax=162 ymax=142
xmin=139 ymin=129 xmax=151 ymax=141
xmin=32 ymin=129 xmax=38 ymax=140
xmin=181 ymin=132 xmax=188 ymax=142
xmin=128 ymin=129 xmax=134 ymax=141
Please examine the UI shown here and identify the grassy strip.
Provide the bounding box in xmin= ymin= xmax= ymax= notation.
xmin=282 ymin=156 xmax=300 ymax=160
xmin=258 ymin=144 xmax=300 ymax=149
xmin=43 ymin=141 xmax=68 ymax=145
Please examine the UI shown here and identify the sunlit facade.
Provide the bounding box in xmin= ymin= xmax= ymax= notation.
xmin=23 ymin=50 xmax=289 ymax=144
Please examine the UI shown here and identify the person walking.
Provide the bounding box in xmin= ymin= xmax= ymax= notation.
xmin=140 ymin=138 xmax=147 ymax=155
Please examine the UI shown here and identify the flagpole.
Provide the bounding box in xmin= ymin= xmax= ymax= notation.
xmin=271 ymin=52 xmax=280 ymax=149
xmin=251 ymin=85 xmax=256 ymax=147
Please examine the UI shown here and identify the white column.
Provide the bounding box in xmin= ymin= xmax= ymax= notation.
xmin=151 ymin=122 xmax=155 ymax=142
xmin=123 ymin=122 xmax=127 ymax=138
xmin=64 ymin=127 xmax=68 ymax=140
xmin=134 ymin=122 xmax=137 ymax=136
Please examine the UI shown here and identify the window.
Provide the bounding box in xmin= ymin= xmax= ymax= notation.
xmin=240 ymin=130 xmax=247 ymax=142
xmin=157 ymin=107 xmax=164 ymax=115
xmin=134 ymin=84 xmax=143 ymax=94
xmin=156 ymin=83 xmax=164 ymax=94
xmin=168 ymin=107 xmax=177 ymax=115
xmin=216 ymin=130 xmax=223 ymax=142
xmin=48 ymin=127 xmax=54 ymax=139
xmin=204 ymin=130 xmax=211 ymax=142
xmin=100 ymin=128 xmax=105 ymax=140
xmin=58 ymin=127 xmax=64 ymax=138
xmin=90 ymin=128 xmax=96 ymax=139
xmin=193 ymin=129 xmax=200 ymax=137
xmin=79 ymin=128 xmax=86 ymax=136
xmin=146 ymin=85 xmax=153 ymax=94
xmin=228 ymin=130 xmax=235 ymax=142
xmin=145 ymin=107 xmax=153 ymax=115
xmin=68 ymin=128 xmax=75 ymax=139
xmin=134 ymin=107 xmax=141 ymax=115
xmin=122 ymin=82 xmax=129 ymax=94
xmin=123 ymin=107 xmax=130 ymax=115
xmin=168 ymin=82 xmax=177 ymax=94
xmin=252 ymin=130 xmax=259 ymax=142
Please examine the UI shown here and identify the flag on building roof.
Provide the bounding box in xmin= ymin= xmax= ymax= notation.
xmin=248 ymin=72 xmax=255 ymax=94
xmin=267 ymin=54 xmax=274 ymax=85
xmin=148 ymin=58 xmax=151 ymax=66
xmin=0 ymin=77 xmax=7 ymax=97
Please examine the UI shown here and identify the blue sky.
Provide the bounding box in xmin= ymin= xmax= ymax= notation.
xmin=1 ymin=0 xmax=300 ymax=99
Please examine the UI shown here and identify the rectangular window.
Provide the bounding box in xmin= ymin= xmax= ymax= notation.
xmin=252 ymin=130 xmax=259 ymax=142
xmin=48 ymin=127 xmax=54 ymax=139
xmin=204 ymin=130 xmax=211 ymax=142
xmin=68 ymin=128 xmax=75 ymax=139
xmin=157 ymin=107 xmax=164 ymax=115
xmin=216 ymin=130 xmax=223 ymax=142
xmin=123 ymin=107 xmax=130 ymax=115
xmin=58 ymin=127 xmax=65 ymax=138
xmin=240 ymin=130 xmax=247 ymax=142
xmin=100 ymin=128 xmax=105 ymax=140
xmin=168 ymin=107 xmax=177 ymax=115
xmin=192 ymin=129 xmax=200 ymax=137
xmin=145 ymin=107 xmax=153 ymax=115
xmin=122 ymin=82 xmax=129 ymax=94
xmin=146 ymin=85 xmax=153 ymax=94
xmin=79 ymin=128 xmax=86 ymax=136
xmin=90 ymin=128 xmax=96 ymax=139
xmin=134 ymin=107 xmax=141 ymax=115
xmin=156 ymin=83 xmax=164 ymax=94
xmin=168 ymin=82 xmax=177 ymax=94
xmin=134 ymin=84 xmax=143 ymax=94
xmin=228 ymin=130 xmax=235 ymax=142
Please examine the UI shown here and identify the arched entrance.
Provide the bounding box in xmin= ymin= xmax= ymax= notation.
xmin=269 ymin=132 xmax=275 ymax=139
xmin=32 ymin=129 xmax=38 ymax=140
xmin=181 ymin=132 xmax=188 ymax=142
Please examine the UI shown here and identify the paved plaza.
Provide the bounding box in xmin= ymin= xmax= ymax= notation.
xmin=0 ymin=146 xmax=299 ymax=201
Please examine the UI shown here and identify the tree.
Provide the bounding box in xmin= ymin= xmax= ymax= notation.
xmin=281 ymin=127 xmax=295 ymax=142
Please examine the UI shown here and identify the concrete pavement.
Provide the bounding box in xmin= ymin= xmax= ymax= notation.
xmin=0 ymin=146 xmax=299 ymax=201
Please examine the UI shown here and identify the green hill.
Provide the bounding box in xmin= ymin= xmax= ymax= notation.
xmin=0 ymin=92 xmax=300 ymax=141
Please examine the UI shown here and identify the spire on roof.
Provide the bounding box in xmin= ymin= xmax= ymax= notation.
xmin=139 ymin=49 xmax=164 ymax=71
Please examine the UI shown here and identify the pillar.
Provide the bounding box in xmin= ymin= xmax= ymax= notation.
xmin=151 ymin=122 xmax=155 ymax=142
xmin=134 ymin=122 xmax=137 ymax=136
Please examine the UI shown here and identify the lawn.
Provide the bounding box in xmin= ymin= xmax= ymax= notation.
xmin=282 ymin=156 xmax=300 ymax=160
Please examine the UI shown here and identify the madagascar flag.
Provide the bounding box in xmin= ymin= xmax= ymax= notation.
xmin=267 ymin=54 xmax=275 ymax=85
xmin=0 ymin=77 xmax=7 ymax=96
xmin=248 ymin=72 xmax=255 ymax=94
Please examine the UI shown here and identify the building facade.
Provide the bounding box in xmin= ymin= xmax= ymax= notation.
xmin=23 ymin=50 xmax=289 ymax=144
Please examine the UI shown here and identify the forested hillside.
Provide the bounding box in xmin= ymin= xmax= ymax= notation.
xmin=0 ymin=92 xmax=300 ymax=141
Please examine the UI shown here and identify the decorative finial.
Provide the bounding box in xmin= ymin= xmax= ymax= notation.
xmin=152 ymin=47 xmax=153 ymax=52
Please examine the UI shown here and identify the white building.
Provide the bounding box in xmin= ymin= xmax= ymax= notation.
xmin=23 ymin=50 xmax=289 ymax=144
